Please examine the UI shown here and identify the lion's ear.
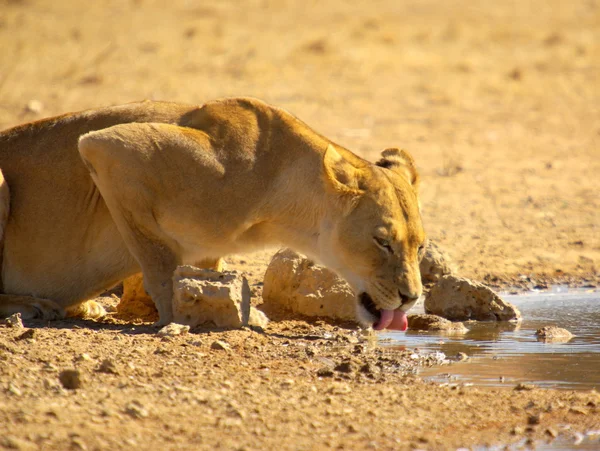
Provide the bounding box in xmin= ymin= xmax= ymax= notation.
xmin=375 ymin=148 xmax=420 ymax=189
xmin=322 ymin=144 xmax=363 ymax=197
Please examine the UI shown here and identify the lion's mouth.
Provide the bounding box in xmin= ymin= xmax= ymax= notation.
xmin=359 ymin=292 xmax=408 ymax=331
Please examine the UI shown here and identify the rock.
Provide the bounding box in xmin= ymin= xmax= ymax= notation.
xmin=25 ymin=100 xmax=44 ymax=114
xmin=211 ymin=340 xmax=232 ymax=352
xmin=456 ymin=352 xmax=469 ymax=361
xmin=157 ymin=323 xmax=190 ymax=337
xmin=248 ymin=306 xmax=269 ymax=328
xmin=124 ymin=400 xmax=149 ymax=419
xmin=96 ymin=359 xmax=119 ymax=375
xmin=1 ymin=313 xmax=24 ymax=328
xmin=407 ymin=314 xmax=468 ymax=333
xmin=535 ymin=326 xmax=574 ymax=343
xmin=1 ymin=436 xmax=38 ymax=451
xmin=16 ymin=329 xmax=36 ymax=340
xmin=172 ymin=266 xmax=251 ymax=328
xmin=7 ymin=383 xmax=22 ymax=396
xmin=424 ymin=275 xmax=521 ymax=322
xmin=528 ymin=414 xmax=542 ymax=425
xmin=419 ymin=241 xmax=454 ymax=284
xmin=59 ymin=369 xmax=83 ymax=390
xmin=514 ymin=383 xmax=536 ymax=391
xmin=262 ymin=249 xmax=356 ymax=321
xmin=117 ymin=259 xmax=226 ymax=321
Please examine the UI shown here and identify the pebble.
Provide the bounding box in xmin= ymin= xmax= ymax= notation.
xmin=16 ymin=329 xmax=36 ymax=340
xmin=317 ymin=367 xmax=334 ymax=377
xmin=528 ymin=414 xmax=542 ymax=425
xmin=535 ymin=326 xmax=574 ymax=343
xmin=1 ymin=436 xmax=37 ymax=451
xmin=8 ymin=383 xmax=22 ymax=396
xmin=25 ymin=100 xmax=44 ymax=114
xmin=75 ymin=353 xmax=92 ymax=362
xmin=2 ymin=313 xmax=24 ymax=328
xmin=96 ymin=359 xmax=119 ymax=374
xmin=157 ymin=323 xmax=190 ymax=337
xmin=456 ymin=352 xmax=469 ymax=362
xmin=124 ymin=401 xmax=149 ymax=419
xmin=334 ymin=361 xmax=355 ymax=374
xmin=211 ymin=340 xmax=232 ymax=352
xmin=59 ymin=369 xmax=83 ymax=390
xmin=514 ymin=383 xmax=536 ymax=391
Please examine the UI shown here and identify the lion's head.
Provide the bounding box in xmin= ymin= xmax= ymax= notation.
xmin=318 ymin=145 xmax=426 ymax=330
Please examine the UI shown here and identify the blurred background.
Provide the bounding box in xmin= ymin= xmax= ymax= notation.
xmin=0 ymin=0 xmax=598 ymax=284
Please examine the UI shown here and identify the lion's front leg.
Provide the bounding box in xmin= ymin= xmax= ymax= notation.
xmin=79 ymin=125 xmax=186 ymax=326
xmin=101 ymin=213 xmax=181 ymax=327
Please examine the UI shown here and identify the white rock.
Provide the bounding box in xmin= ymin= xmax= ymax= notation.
xmin=157 ymin=323 xmax=190 ymax=337
xmin=172 ymin=265 xmax=251 ymax=328
xmin=248 ymin=306 xmax=269 ymax=328
xmin=424 ymin=275 xmax=521 ymax=321
xmin=2 ymin=313 xmax=24 ymax=328
xmin=419 ymin=240 xmax=455 ymax=284
xmin=262 ymin=249 xmax=356 ymax=320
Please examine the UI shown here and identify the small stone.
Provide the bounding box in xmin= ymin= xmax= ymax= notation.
xmin=247 ymin=307 xmax=269 ymax=328
xmin=2 ymin=313 xmax=24 ymax=328
xmin=124 ymin=401 xmax=149 ymax=419
xmin=317 ymin=367 xmax=334 ymax=377
xmin=569 ymin=406 xmax=588 ymax=415
xmin=71 ymin=437 xmax=87 ymax=450
xmin=7 ymin=383 xmax=22 ymax=396
xmin=456 ymin=352 xmax=469 ymax=362
xmin=211 ymin=340 xmax=231 ymax=352
xmin=535 ymin=326 xmax=574 ymax=343
xmin=25 ymin=100 xmax=44 ymax=114
xmin=407 ymin=314 xmax=468 ymax=333
xmin=75 ymin=353 xmax=92 ymax=362
xmin=334 ymin=361 xmax=355 ymax=374
xmin=96 ymin=359 xmax=119 ymax=374
xmin=359 ymin=363 xmax=379 ymax=375
xmin=419 ymin=240 xmax=455 ymax=284
xmin=59 ymin=369 xmax=82 ymax=390
xmin=305 ymin=346 xmax=318 ymax=357
xmin=157 ymin=323 xmax=190 ymax=337
xmin=1 ymin=436 xmax=38 ymax=451
xmin=281 ymin=379 xmax=295 ymax=387
xmin=511 ymin=426 xmax=524 ymax=435
xmin=327 ymin=382 xmax=352 ymax=394
xmin=528 ymin=414 xmax=542 ymax=425
xmin=545 ymin=428 xmax=558 ymax=438
xmin=16 ymin=329 xmax=36 ymax=340
xmin=514 ymin=383 xmax=536 ymax=391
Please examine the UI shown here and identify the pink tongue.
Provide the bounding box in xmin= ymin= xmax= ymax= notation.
xmin=373 ymin=309 xmax=408 ymax=331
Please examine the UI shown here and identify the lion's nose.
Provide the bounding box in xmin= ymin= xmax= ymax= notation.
xmin=398 ymin=290 xmax=420 ymax=303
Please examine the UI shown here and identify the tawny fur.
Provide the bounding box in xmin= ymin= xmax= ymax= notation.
xmin=0 ymin=97 xmax=425 ymax=326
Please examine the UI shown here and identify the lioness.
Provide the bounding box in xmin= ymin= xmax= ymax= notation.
xmin=0 ymin=97 xmax=425 ymax=330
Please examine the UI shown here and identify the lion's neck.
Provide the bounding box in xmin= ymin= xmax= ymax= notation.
xmin=238 ymin=136 xmax=335 ymax=260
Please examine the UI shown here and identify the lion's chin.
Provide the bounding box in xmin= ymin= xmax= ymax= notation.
xmin=357 ymin=292 xmax=408 ymax=331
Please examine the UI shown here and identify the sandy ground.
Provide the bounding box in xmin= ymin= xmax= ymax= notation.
xmin=1 ymin=0 xmax=599 ymax=449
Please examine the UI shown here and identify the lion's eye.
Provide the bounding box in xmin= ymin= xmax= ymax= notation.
xmin=374 ymin=237 xmax=393 ymax=254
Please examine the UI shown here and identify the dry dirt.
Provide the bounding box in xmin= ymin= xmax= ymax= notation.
xmin=0 ymin=0 xmax=599 ymax=449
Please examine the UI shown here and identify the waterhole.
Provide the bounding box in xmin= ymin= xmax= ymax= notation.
xmin=382 ymin=290 xmax=600 ymax=391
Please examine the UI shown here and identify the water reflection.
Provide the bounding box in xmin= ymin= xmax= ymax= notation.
xmin=381 ymin=292 xmax=600 ymax=390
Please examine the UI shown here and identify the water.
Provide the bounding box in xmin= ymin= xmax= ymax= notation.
xmin=381 ymin=291 xmax=600 ymax=391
